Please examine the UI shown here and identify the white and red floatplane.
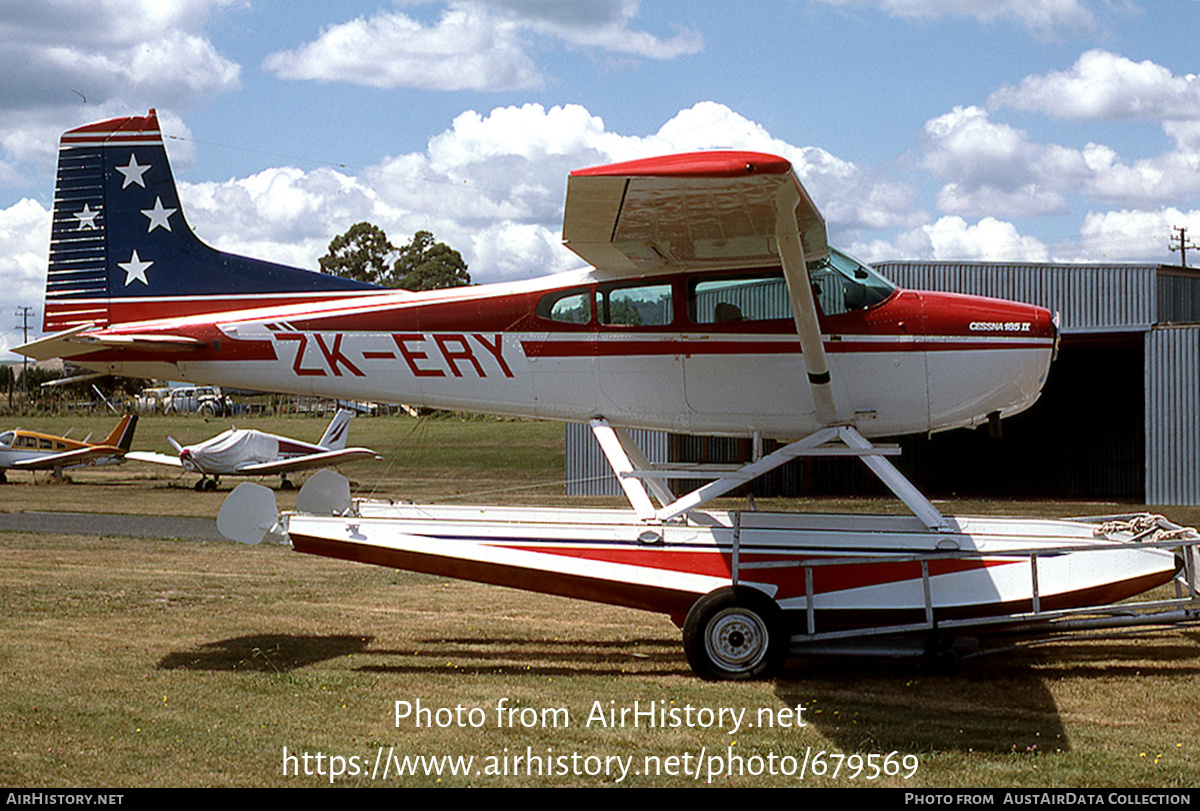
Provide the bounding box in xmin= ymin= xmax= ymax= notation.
xmin=20 ymin=110 xmax=1200 ymax=679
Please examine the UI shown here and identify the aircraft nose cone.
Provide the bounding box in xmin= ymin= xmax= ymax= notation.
xmin=918 ymin=291 xmax=1054 ymax=339
xmin=180 ymin=448 xmax=197 ymax=472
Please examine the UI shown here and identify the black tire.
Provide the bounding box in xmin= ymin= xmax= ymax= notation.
xmin=682 ymin=586 xmax=787 ymax=681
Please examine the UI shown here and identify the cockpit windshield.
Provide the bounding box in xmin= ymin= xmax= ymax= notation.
xmin=807 ymin=248 xmax=895 ymax=316
xmin=0 ymin=431 xmax=14 ymax=447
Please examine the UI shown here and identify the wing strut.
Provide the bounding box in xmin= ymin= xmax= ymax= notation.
xmin=775 ymin=182 xmax=841 ymax=426
xmin=590 ymin=419 xmax=949 ymax=531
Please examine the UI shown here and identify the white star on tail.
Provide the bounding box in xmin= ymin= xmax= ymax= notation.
xmin=116 ymin=153 xmax=150 ymax=188
xmin=119 ymin=250 xmax=153 ymax=286
xmin=141 ymin=197 xmax=176 ymax=233
xmin=74 ymin=203 xmax=100 ymax=230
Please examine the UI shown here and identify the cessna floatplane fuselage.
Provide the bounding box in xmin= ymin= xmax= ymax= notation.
xmin=24 ymin=112 xmax=1054 ymax=443
xmin=20 ymin=111 xmax=1198 ymax=680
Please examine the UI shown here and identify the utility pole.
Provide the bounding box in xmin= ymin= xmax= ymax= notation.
xmin=1170 ymin=226 xmax=1198 ymax=268
xmin=14 ymin=306 xmax=33 ymax=401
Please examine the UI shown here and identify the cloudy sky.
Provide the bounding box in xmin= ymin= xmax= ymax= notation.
xmin=2 ymin=0 xmax=1199 ymax=356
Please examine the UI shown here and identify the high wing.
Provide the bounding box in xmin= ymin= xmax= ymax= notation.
xmin=563 ymin=151 xmax=827 ymax=273
xmin=10 ymin=445 xmax=128 ymax=470
xmin=234 ymin=448 xmax=380 ymax=475
xmin=563 ymin=151 xmax=840 ymax=424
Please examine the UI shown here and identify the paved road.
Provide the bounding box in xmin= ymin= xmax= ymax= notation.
xmin=0 ymin=511 xmax=224 ymax=542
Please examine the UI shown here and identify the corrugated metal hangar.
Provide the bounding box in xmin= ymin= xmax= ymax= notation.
xmin=566 ymin=260 xmax=1200 ymax=505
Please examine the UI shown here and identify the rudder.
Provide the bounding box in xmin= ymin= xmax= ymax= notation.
xmin=98 ymin=413 xmax=138 ymax=451
xmin=319 ymin=409 xmax=354 ymax=450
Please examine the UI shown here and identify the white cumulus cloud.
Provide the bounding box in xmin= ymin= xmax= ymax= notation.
xmin=921 ymin=105 xmax=1088 ymax=218
xmin=920 ymin=216 xmax=1050 ymax=261
xmin=163 ymin=101 xmax=912 ymax=285
xmin=0 ymin=198 xmax=52 ymax=354
xmin=1078 ymin=208 xmax=1200 ymax=263
xmin=989 ymin=50 xmax=1200 ymax=121
xmin=264 ymin=0 xmax=702 ymax=91
xmin=803 ymin=0 xmax=1095 ymax=34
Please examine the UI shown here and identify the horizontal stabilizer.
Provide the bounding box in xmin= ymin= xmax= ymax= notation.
xmin=15 ymin=325 xmax=99 ymax=361
xmin=86 ymin=334 xmax=206 ymax=350
xmin=14 ymin=325 xmax=205 ymax=362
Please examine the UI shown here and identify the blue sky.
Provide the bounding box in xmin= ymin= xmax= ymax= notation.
xmin=3 ymin=1 xmax=1200 ymax=356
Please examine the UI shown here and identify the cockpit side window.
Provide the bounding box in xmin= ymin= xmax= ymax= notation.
xmin=807 ymin=249 xmax=895 ymax=316
xmin=690 ymin=274 xmax=790 ymax=324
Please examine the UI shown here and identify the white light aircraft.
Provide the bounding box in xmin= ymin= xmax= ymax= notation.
xmin=128 ymin=408 xmax=378 ymax=491
xmin=19 ymin=111 xmax=1200 ymax=679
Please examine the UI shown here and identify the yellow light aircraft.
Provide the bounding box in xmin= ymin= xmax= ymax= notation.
xmin=0 ymin=413 xmax=138 ymax=482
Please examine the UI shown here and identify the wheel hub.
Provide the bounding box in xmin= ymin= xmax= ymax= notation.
xmin=706 ymin=608 xmax=768 ymax=672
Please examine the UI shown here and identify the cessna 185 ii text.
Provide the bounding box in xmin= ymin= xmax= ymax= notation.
xmin=20 ymin=110 xmax=1198 ymax=680
xmin=0 ymin=413 xmax=137 ymax=482
xmin=128 ymin=408 xmax=379 ymax=491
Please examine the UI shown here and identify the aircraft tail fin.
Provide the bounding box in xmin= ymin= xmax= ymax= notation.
xmin=100 ymin=413 xmax=138 ymax=451
xmin=319 ymin=409 xmax=354 ymax=451
xmin=44 ymin=109 xmax=380 ymax=335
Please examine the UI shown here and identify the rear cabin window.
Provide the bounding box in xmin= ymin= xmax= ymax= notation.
xmin=536 ymin=289 xmax=592 ymax=324
xmin=598 ymin=283 xmax=672 ymax=327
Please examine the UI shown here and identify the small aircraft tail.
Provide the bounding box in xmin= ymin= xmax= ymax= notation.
xmin=99 ymin=413 xmax=138 ymax=451
xmin=43 ymin=109 xmax=380 ymax=335
xmin=318 ymin=409 xmax=355 ymax=450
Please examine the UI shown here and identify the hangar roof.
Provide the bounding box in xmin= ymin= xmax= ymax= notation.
xmin=875 ymin=261 xmax=1200 ymax=334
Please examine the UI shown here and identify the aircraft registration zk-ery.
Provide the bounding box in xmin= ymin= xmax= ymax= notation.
xmin=19 ymin=110 xmax=1200 ymax=679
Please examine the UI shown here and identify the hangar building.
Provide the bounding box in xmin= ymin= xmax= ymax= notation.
xmin=565 ymin=260 xmax=1200 ymax=505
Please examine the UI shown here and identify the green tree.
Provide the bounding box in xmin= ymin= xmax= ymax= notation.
xmin=387 ymin=230 xmax=471 ymax=291
xmin=318 ymin=222 xmax=396 ymax=285
xmin=319 ymin=224 xmax=471 ymax=291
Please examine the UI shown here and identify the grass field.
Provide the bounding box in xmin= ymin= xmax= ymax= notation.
xmin=2 ymin=413 xmax=1199 ymax=787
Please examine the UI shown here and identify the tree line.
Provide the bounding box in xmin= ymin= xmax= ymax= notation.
xmin=319 ymin=223 xmax=471 ymax=291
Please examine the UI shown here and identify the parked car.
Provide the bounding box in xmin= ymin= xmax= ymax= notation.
xmin=162 ymin=386 xmax=233 ymax=417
